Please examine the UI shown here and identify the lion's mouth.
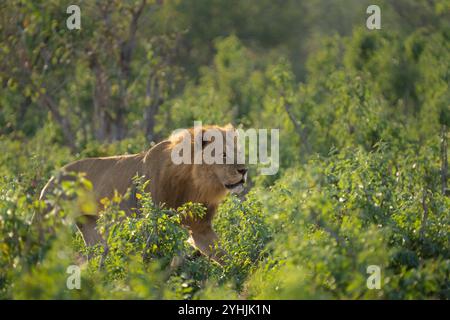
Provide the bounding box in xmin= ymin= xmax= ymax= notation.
xmin=224 ymin=179 xmax=245 ymax=190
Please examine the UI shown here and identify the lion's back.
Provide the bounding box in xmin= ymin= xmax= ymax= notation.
xmin=40 ymin=154 xmax=145 ymax=205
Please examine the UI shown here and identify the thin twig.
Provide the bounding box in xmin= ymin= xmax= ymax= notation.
xmin=419 ymin=189 xmax=429 ymax=241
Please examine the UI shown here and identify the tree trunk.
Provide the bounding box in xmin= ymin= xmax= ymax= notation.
xmin=144 ymin=77 xmax=164 ymax=142
xmin=441 ymin=125 xmax=448 ymax=196
xmin=39 ymin=94 xmax=77 ymax=151
xmin=91 ymin=59 xmax=111 ymax=142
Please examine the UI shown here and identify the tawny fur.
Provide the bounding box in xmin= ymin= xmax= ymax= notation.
xmin=39 ymin=125 xmax=247 ymax=265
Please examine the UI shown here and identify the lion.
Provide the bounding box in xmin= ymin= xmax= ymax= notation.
xmin=39 ymin=124 xmax=248 ymax=265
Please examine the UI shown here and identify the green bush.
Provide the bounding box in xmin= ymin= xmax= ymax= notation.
xmin=0 ymin=0 xmax=448 ymax=300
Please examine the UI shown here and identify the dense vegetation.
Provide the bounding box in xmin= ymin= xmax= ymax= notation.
xmin=0 ymin=0 xmax=449 ymax=299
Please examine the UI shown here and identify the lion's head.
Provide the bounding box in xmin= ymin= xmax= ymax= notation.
xmin=169 ymin=124 xmax=248 ymax=196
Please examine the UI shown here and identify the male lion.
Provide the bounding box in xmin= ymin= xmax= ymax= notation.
xmin=39 ymin=124 xmax=247 ymax=265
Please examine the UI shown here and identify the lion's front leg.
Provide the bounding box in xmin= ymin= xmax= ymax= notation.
xmin=187 ymin=225 xmax=226 ymax=266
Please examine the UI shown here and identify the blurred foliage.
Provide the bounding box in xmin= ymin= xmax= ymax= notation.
xmin=0 ymin=0 xmax=449 ymax=299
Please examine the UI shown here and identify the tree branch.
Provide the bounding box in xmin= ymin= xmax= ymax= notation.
xmin=284 ymin=101 xmax=311 ymax=155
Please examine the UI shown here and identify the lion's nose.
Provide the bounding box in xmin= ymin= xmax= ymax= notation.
xmin=237 ymin=168 xmax=248 ymax=176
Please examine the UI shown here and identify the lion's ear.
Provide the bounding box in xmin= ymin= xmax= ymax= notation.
xmin=169 ymin=129 xmax=190 ymax=144
xmin=223 ymin=123 xmax=234 ymax=130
